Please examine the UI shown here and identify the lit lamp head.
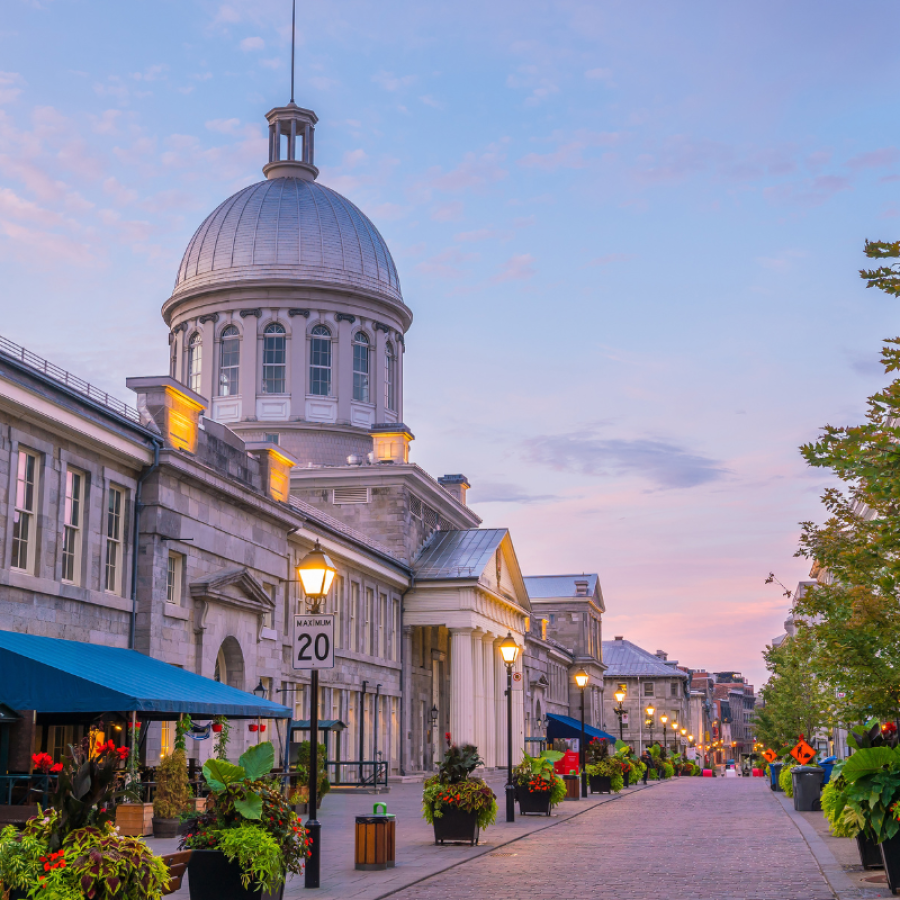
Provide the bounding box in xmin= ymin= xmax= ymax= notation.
xmin=660 ymin=714 xmax=668 ymax=725
xmin=671 ymin=722 xmax=677 ymax=730
xmin=296 ymin=539 xmax=337 ymax=612
xmin=614 ymin=688 xmax=626 ymax=704
xmin=681 ymin=728 xmax=686 ymax=736
xmin=645 ymin=705 xmax=655 ymax=718
xmin=499 ymin=632 xmax=520 ymax=668
xmin=689 ymin=734 xmax=694 ymax=742
xmin=575 ymin=669 xmax=589 ymax=689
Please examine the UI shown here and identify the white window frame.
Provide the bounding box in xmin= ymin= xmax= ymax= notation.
xmin=350 ymin=582 xmax=359 ymax=651
xmin=187 ymin=332 xmax=202 ymax=394
xmin=61 ymin=468 xmax=84 ymax=584
xmin=166 ymin=552 xmax=183 ymax=604
xmin=309 ymin=325 xmax=332 ymax=397
xmin=643 ymin=682 xmax=655 ymax=697
xmin=12 ymin=449 xmax=38 ymax=573
xmin=262 ymin=323 xmax=287 ymax=395
xmin=384 ymin=342 xmax=396 ymax=411
xmin=365 ymin=587 xmax=373 ymax=655
xmin=352 ymin=331 xmax=370 ymax=403
xmin=105 ymin=486 xmax=124 ymax=594
xmin=218 ymin=325 xmax=240 ymax=396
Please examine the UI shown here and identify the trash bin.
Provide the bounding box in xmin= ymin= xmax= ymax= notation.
xmin=770 ymin=761 xmax=783 ymax=792
xmin=563 ymin=774 xmax=580 ymax=800
xmin=819 ymin=755 xmax=837 ymax=786
xmin=355 ymin=803 xmax=396 ymax=870
xmin=792 ymin=765 xmax=825 ymax=811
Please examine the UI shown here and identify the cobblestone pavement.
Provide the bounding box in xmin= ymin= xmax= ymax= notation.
xmin=385 ymin=777 xmax=837 ymax=900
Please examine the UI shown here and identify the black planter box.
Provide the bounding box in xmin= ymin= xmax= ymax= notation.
xmin=882 ymin=833 xmax=900 ymax=892
xmin=431 ymin=805 xmax=480 ymax=846
xmin=624 ymin=770 xmax=631 ymax=787
xmin=153 ymin=816 xmax=180 ymax=838
xmin=187 ymin=849 xmax=285 ymax=900
xmin=857 ymin=833 xmax=884 ymax=870
xmin=515 ymin=785 xmax=552 ymax=816
xmin=589 ymin=774 xmax=612 ymax=794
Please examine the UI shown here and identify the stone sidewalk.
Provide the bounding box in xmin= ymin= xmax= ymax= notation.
xmin=149 ymin=773 xmax=660 ymax=899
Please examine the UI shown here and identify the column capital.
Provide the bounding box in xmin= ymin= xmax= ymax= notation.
xmin=449 ymin=626 xmax=475 ymax=636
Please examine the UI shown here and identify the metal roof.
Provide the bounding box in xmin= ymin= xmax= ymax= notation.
xmin=0 ymin=630 xmax=291 ymax=719
xmin=173 ymin=178 xmax=404 ymax=307
xmin=524 ymin=574 xmax=599 ymax=599
xmin=601 ymin=638 xmax=689 ymax=679
xmin=414 ymin=529 xmax=507 ymax=579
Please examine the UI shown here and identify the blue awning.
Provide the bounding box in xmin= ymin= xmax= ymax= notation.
xmin=0 ymin=631 xmax=291 ymax=719
xmin=546 ymin=713 xmax=619 ymax=745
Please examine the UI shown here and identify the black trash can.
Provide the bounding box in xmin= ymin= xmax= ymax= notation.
xmin=770 ymin=761 xmax=784 ymax=792
xmin=791 ymin=765 xmax=825 ymax=811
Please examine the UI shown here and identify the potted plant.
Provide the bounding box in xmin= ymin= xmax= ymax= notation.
xmin=512 ymin=751 xmax=566 ymax=815
xmin=153 ymin=749 xmax=194 ymax=838
xmin=294 ymin=742 xmax=330 ymax=808
xmin=212 ymin=715 xmax=231 ymax=760
xmin=180 ymin=741 xmax=309 ymax=900
xmin=421 ymin=734 xmax=497 ymax=846
xmin=0 ymin=734 xmax=171 ymax=899
xmin=585 ymin=738 xmax=624 ymax=793
xmin=117 ymin=721 xmax=155 ymax=837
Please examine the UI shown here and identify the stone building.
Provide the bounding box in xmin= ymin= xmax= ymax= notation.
xmin=0 ymin=93 xmax=609 ymax=777
xmin=601 ymin=637 xmax=690 ymax=752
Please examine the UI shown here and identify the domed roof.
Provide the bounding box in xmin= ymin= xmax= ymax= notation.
xmin=172 ymin=177 xmax=403 ymax=307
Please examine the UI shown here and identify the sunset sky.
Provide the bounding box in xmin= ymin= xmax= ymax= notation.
xmin=4 ymin=0 xmax=900 ymax=686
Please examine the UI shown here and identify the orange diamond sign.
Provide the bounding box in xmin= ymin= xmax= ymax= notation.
xmin=763 ymin=749 xmax=777 ymax=763
xmin=790 ymin=739 xmax=815 ymax=765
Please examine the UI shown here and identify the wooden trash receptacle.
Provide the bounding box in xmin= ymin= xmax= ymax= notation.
xmin=355 ymin=814 xmax=396 ymax=870
xmin=563 ymin=774 xmax=580 ymax=800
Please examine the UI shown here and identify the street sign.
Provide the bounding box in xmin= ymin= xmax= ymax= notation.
xmin=512 ymin=671 xmax=524 ymax=691
xmin=293 ymin=615 xmax=335 ymax=670
xmin=621 ymin=712 xmax=630 ymax=726
xmin=790 ymin=738 xmax=815 ymax=765
xmin=763 ymin=749 xmax=777 ymax=763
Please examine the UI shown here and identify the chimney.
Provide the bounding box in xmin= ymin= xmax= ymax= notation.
xmin=614 ymin=635 xmax=624 ymax=641
xmin=245 ymin=441 xmax=299 ymax=503
xmin=655 ymin=650 xmax=668 ymax=661
xmin=438 ymin=474 xmax=470 ymax=506
xmin=369 ymin=423 xmax=414 ymax=464
xmin=125 ymin=376 xmax=206 ymax=454
xmin=574 ymin=579 xmax=589 ymax=596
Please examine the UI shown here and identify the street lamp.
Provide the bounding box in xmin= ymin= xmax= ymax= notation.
xmin=295 ymin=540 xmax=336 ymax=890
xmin=574 ymin=670 xmax=589 ymax=798
xmin=499 ymin=632 xmax=520 ymax=823
xmin=252 ymin=678 xmax=267 ymax=745
xmin=645 ymin=705 xmax=655 ymax=749
xmin=430 ymin=705 xmax=439 ymax=728
xmin=613 ymin=686 xmax=626 ymax=742
xmin=660 ymin=714 xmax=668 ymax=753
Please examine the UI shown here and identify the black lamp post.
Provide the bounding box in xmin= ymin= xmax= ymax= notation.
xmin=252 ymin=678 xmax=267 ymax=745
xmin=613 ymin=688 xmax=626 ymax=742
xmin=498 ymin=632 xmax=520 ymax=823
xmin=645 ymin=704 xmax=655 ymax=751
xmin=295 ymin=540 xmax=337 ymax=891
xmin=574 ymin=670 xmax=589 ymax=798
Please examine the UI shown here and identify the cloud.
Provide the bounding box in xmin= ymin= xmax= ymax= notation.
xmin=419 ymin=94 xmax=443 ymax=109
xmin=755 ymin=249 xmax=805 ymax=271
xmin=310 ymin=76 xmax=338 ymax=91
xmin=260 ymin=58 xmax=283 ymax=70
xmin=415 ymin=247 xmax=476 ymax=278
xmin=90 ymin=109 xmax=122 ymax=135
xmin=102 ymin=176 xmax=138 ymax=206
xmin=492 ymin=253 xmax=535 ymax=282
xmin=342 ymin=148 xmax=367 ymax=169
xmin=372 ymin=71 xmax=416 ymax=92
xmin=846 ymin=147 xmax=899 ymax=171
xmin=588 ymin=253 xmax=633 ymax=266
xmin=455 ymin=228 xmax=499 ymax=243
xmin=847 ymin=349 xmax=885 ymax=378
xmin=506 ymin=66 xmax=558 ymax=106
xmin=519 ymin=130 xmax=622 ymax=171
xmin=240 ymin=36 xmax=265 ymax=52
xmin=206 ymin=118 xmax=243 ymax=135
xmin=422 ymin=148 xmax=508 ymax=194
xmin=584 ymin=67 xmax=614 ymax=84
xmin=0 ymin=72 xmax=23 ymax=104
xmin=131 ymin=64 xmax=168 ymax=82
xmin=763 ymin=175 xmax=851 ymax=208
xmin=472 ymin=481 xmax=555 ymax=504
xmin=431 ymin=201 xmax=463 ymax=222
xmin=521 ymin=432 xmax=729 ymax=489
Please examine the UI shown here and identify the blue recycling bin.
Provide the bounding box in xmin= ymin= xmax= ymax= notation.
xmin=819 ymin=755 xmax=837 ymax=786
xmin=770 ymin=761 xmax=784 ymax=792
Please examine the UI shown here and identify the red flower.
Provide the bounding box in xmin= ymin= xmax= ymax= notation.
xmin=445 ymin=732 xmax=451 ymax=740
xmin=50 ymin=763 xmax=63 ymax=774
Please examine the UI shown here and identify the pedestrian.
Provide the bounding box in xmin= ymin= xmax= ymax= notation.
xmin=640 ymin=748 xmax=651 ymax=784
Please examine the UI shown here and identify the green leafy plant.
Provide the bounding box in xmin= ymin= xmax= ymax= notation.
xmin=512 ymin=751 xmax=566 ymax=806
xmin=779 ymin=759 xmax=797 ymax=797
xmin=212 ymin=715 xmax=231 ymax=761
xmin=153 ymin=749 xmax=193 ymax=819
xmin=294 ymin=741 xmax=330 ymax=798
xmin=838 ymin=745 xmax=900 ymax=843
xmin=216 ymin=825 xmax=283 ymax=893
xmin=174 ymin=715 xmax=193 ymax=754
xmin=421 ymin=734 xmax=498 ymax=830
xmin=821 ymin=773 xmax=859 ymax=838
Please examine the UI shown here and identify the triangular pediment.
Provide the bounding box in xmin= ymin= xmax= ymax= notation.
xmin=189 ymin=566 xmax=274 ymax=613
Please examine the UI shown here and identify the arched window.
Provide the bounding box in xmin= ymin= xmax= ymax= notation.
xmin=384 ymin=342 xmax=396 ymax=411
xmin=187 ymin=332 xmax=202 ymax=393
xmin=218 ymin=325 xmax=240 ymax=396
xmin=352 ymin=331 xmax=370 ymax=402
xmin=309 ymin=325 xmax=332 ymax=396
xmin=262 ymin=323 xmax=286 ymax=394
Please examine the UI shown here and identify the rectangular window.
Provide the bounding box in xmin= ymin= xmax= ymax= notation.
xmin=309 ymin=331 xmax=332 ymax=396
xmin=365 ymin=588 xmax=374 ymax=655
xmin=350 ymin=582 xmax=359 ymax=652
xmin=263 ymin=584 xmax=276 ymax=628
xmin=105 ymin=487 xmax=123 ymax=593
xmin=378 ymin=593 xmax=387 ymax=658
xmin=12 ymin=449 xmax=38 ymax=572
xmin=333 ymin=576 xmax=343 ymax=649
xmin=61 ymin=468 xmax=83 ymax=584
xmin=392 ymin=598 xmax=400 ymax=661
xmin=166 ymin=553 xmax=183 ymax=604
xmin=643 ymin=682 xmax=655 ymax=697
xmin=160 ymin=721 xmax=173 ymax=760
xmin=262 ymin=332 xmax=286 ymax=394
xmin=671 ymin=682 xmax=679 ymax=697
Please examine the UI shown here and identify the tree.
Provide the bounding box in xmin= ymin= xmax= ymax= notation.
xmin=753 ymin=626 xmax=834 ymax=751
xmin=793 ymin=239 xmax=900 ymax=723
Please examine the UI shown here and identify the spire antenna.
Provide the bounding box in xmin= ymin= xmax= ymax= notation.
xmin=290 ymin=0 xmax=296 ymax=103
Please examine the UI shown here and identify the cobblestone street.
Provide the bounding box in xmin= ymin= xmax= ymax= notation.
xmin=385 ymin=778 xmax=845 ymax=900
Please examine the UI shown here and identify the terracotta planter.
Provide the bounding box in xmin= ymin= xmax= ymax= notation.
xmin=187 ymin=849 xmax=284 ymax=900
xmin=431 ymin=805 xmax=480 ymax=846
xmin=515 ymin=785 xmax=552 ymax=815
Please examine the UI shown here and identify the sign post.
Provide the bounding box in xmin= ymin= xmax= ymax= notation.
xmin=293 ymin=614 xmax=335 ymax=890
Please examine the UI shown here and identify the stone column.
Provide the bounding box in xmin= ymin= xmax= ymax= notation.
xmin=449 ymin=627 xmax=476 ymax=746
xmin=401 ymin=625 xmax=413 ymax=774
xmin=289 ymin=317 xmax=307 ymax=418
xmin=336 ymin=317 xmax=354 ymax=425
xmin=473 ymin=629 xmax=486 ymax=758
xmin=242 ymin=316 xmax=259 ymax=422
xmin=512 ymin=651 xmax=525 ymax=766
xmin=482 ymin=633 xmax=496 ymax=768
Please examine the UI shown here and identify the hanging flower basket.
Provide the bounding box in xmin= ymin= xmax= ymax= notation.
xmin=212 ymin=724 xmax=224 ymax=733
xmin=259 ymin=724 xmax=267 ymax=733
xmin=249 ymin=724 xmax=259 ymax=733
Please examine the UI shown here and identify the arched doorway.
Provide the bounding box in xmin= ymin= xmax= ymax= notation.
xmin=214 ymin=636 xmax=245 ymax=691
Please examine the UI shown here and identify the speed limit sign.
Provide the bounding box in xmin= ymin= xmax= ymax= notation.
xmin=293 ymin=615 xmax=335 ymax=670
